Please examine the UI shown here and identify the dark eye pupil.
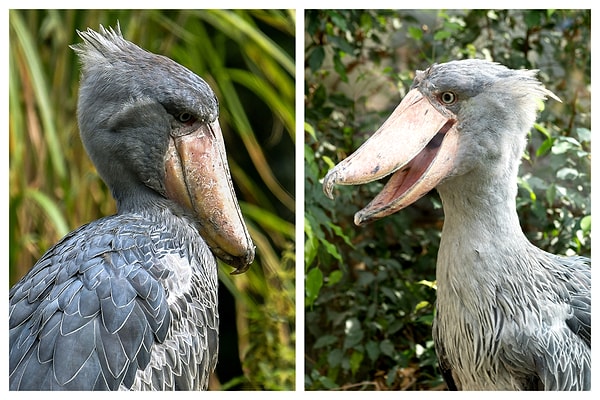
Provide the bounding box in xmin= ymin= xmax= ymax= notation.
xmin=178 ymin=112 xmax=192 ymax=123
xmin=441 ymin=92 xmax=455 ymax=104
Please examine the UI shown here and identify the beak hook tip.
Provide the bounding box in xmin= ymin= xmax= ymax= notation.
xmin=322 ymin=169 xmax=338 ymax=200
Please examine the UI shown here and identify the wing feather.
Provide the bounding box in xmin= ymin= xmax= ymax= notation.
xmin=9 ymin=214 xmax=216 ymax=390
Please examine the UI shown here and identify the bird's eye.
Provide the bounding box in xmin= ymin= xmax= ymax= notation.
xmin=440 ymin=91 xmax=457 ymax=105
xmin=177 ymin=112 xmax=194 ymax=123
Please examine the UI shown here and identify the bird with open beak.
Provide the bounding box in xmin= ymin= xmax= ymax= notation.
xmin=322 ymin=59 xmax=589 ymax=390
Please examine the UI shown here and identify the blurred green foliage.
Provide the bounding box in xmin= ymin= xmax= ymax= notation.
xmin=305 ymin=9 xmax=590 ymax=390
xmin=9 ymin=9 xmax=295 ymax=390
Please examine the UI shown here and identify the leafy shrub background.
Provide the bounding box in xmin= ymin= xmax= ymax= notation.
xmin=305 ymin=10 xmax=590 ymax=390
xmin=9 ymin=10 xmax=295 ymax=390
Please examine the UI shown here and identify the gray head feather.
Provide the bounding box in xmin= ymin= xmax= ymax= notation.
xmin=71 ymin=23 xmax=218 ymax=125
xmin=70 ymin=24 xmax=219 ymax=209
xmin=414 ymin=59 xmax=560 ymax=106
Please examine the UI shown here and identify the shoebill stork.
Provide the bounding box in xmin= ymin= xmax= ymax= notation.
xmin=323 ymin=59 xmax=590 ymax=390
xmin=9 ymin=24 xmax=255 ymax=390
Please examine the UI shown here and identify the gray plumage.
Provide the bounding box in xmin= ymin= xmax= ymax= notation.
xmin=323 ymin=59 xmax=590 ymax=390
xmin=71 ymin=24 xmax=217 ymax=210
xmin=10 ymin=211 xmax=218 ymax=390
xmin=428 ymin=61 xmax=590 ymax=390
xmin=10 ymin=24 xmax=253 ymax=390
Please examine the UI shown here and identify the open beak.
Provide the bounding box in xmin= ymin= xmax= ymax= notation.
xmin=323 ymin=88 xmax=460 ymax=225
xmin=165 ymin=120 xmax=255 ymax=274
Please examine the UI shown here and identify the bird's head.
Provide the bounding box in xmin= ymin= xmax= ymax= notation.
xmin=323 ymin=59 xmax=558 ymax=225
xmin=71 ymin=24 xmax=254 ymax=273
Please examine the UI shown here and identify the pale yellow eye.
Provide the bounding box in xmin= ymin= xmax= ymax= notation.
xmin=440 ymin=91 xmax=457 ymax=105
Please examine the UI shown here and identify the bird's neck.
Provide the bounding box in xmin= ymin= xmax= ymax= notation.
xmin=112 ymin=181 xmax=158 ymax=211
xmin=112 ymin=181 xmax=186 ymax=223
xmin=435 ymin=165 xmax=533 ymax=287
xmin=438 ymin=170 xmax=525 ymax=239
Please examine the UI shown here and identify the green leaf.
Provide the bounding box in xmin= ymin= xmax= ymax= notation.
xmin=311 ymin=84 xmax=327 ymax=108
xmin=556 ymin=167 xmax=578 ymax=180
xmin=524 ymin=11 xmax=542 ymax=28
xmin=380 ymin=339 xmax=395 ymax=357
xmin=536 ymin=137 xmax=554 ymax=157
xmin=444 ymin=20 xmax=464 ymax=32
xmin=314 ymin=334 xmax=338 ymax=349
xmin=304 ymin=121 xmax=317 ymax=141
xmin=576 ymin=127 xmax=591 ymax=143
xmin=417 ymin=314 xmax=434 ymax=325
xmin=328 ymin=348 xmax=344 ymax=367
xmin=388 ymin=320 xmax=404 ymax=335
xmin=329 ymin=35 xmax=356 ymax=55
xmin=360 ymin=13 xmax=373 ymax=30
xmin=328 ymin=221 xmax=354 ymax=247
xmin=306 ymin=267 xmax=324 ymax=307
xmin=327 ymin=270 xmax=343 ymax=286
xmin=534 ymin=122 xmax=551 ymax=140
xmin=308 ymin=46 xmax=325 ymax=72
xmin=407 ymin=26 xmax=423 ymax=40
xmin=487 ymin=10 xmax=499 ymax=19
xmin=349 ymin=350 xmax=364 ymax=375
xmin=433 ymin=30 xmax=451 ymax=40
xmin=365 ymin=340 xmax=380 ymax=361
xmin=320 ymin=239 xmax=343 ymax=261
xmin=415 ymin=300 xmax=430 ymax=312
xmin=517 ymin=176 xmax=537 ymax=201
xmin=386 ymin=365 xmax=399 ymax=387
xmin=418 ymin=279 xmax=437 ymax=290
xmin=304 ymin=216 xmax=317 ymax=265
xmin=330 ymin=11 xmax=348 ymax=30
xmin=580 ymin=215 xmax=591 ymax=234
xmin=322 ymin=155 xmax=335 ymax=170
xmin=304 ymin=233 xmax=319 ymax=267
xmin=322 ymin=377 xmax=338 ymax=389
xmin=357 ymin=271 xmax=376 ymax=286
xmin=552 ymin=136 xmax=581 ymax=154
xmin=333 ymin=53 xmax=348 ymax=82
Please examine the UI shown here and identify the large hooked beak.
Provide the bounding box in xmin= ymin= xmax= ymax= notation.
xmin=165 ymin=120 xmax=255 ymax=274
xmin=323 ymin=88 xmax=460 ymax=225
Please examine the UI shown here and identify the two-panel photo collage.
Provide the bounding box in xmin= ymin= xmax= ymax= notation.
xmin=7 ymin=9 xmax=591 ymax=393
